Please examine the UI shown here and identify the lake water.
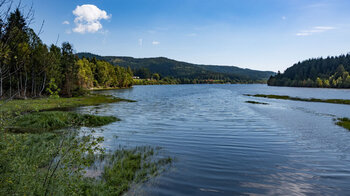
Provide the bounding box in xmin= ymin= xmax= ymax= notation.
xmin=81 ymin=84 xmax=350 ymax=195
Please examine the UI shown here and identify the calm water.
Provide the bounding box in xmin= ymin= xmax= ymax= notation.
xmin=81 ymin=84 xmax=350 ymax=195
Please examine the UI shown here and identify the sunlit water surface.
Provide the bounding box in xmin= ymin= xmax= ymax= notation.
xmin=78 ymin=84 xmax=350 ymax=195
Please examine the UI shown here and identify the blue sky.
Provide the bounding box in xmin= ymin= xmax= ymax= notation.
xmin=26 ymin=0 xmax=350 ymax=71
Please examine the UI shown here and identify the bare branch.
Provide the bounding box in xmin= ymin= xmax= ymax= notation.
xmin=55 ymin=34 xmax=59 ymax=46
xmin=37 ymin=19 xmax=44 ymax=36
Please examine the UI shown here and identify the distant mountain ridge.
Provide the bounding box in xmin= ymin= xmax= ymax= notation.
xmin=76 ymin=52 xmax=275 ymax=82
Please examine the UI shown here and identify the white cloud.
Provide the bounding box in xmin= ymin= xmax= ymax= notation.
xmin=296 ymin=26 xmax=335 ymax=36
xmin=152 ymin=41 xmax=160 ymax=45
xmin=62 ymin=21 xmax=70 ymax=25
xmin=72 ymin=4 xmax=111 ymax=34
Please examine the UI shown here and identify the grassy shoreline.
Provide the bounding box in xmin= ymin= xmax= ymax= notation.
xmin=244 ymin=94 xmax=350 ymax=105
xmin=8 ymin=111 xmax=120 ymax=133
xmin=0 ymin=94 xmax=134 ymax=116
xmin=0 ymin=94 xmax=172 ymax=195
xmin=88 ymin=87 xmax=133 ymax=91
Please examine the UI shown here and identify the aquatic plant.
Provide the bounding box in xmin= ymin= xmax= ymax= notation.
xmin=245 ymin=94 xmax=350 ymax=105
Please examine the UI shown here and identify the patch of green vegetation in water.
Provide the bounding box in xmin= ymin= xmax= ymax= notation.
xmin=8 ymin=111 xmax=119 ymax=133
xmin=0 ymin=132 xmax=172 ymax=196
xmin=0 ymin=94 xmax=135 ymax=117
xmin=245 ymin=100 xmax=268 ymax=105
xmin=336 ymin=118 xmax=350 ymax=130
xmin=93 ymin=147 xmax=173 ymax=195
xmin=245 ymin=94 xmax=350 ymax=105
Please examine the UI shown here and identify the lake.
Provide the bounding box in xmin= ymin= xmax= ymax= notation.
xmin=80 ymin=84 xmax=350 ymax=195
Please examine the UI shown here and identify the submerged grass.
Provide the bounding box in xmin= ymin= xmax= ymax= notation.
xmin=8 ymin=111 xmax=119 ymax=133
xmin=336 ymin=118 xmax=350 ymax=131
xmin=94 ymin=147 xmax=173 ymax=195
xmin=245 ymin=94 xmax=350 ymax=105
xmin=245 ymin=100 xmax=268 ymax=105
xmin=0 ymin=132 xmax=172 ymax=195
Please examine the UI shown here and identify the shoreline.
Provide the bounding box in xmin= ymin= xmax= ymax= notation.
xmin=0 ymin=93 xmax=172 ymax=195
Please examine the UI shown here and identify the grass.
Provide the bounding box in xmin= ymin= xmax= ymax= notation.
xmin=8 ymin=111 xmax=119 ymax=133
xmin=245 ymin=94 xmax=350 ymax=105
xmin=0 ymin=132 xmax=172 ymax=195
xmin=245 ymin=100 xmax=268 ymax=105
xmin=0 ymin=94 xmax=135 ymax=116
xmin=1 ymin=94 xmax=132 ymax=133
xmin=336 ymin=118 xmax=350 ymax=131
xmin=0 ymin=94 xmax=173 ymax=195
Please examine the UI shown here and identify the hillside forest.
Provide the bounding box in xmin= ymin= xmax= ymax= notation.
xmin=77 ymin=53 xmax=275 ymax=84
xmin=268 ymin=55 xmax=350 ymax=88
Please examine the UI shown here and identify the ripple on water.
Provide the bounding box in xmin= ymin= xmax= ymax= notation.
xmin=88 ymin=84 xmax=350 ymax=195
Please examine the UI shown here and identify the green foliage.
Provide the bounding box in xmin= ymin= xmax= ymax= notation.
xmin=46 ymin=78 xmax=60 ymax=98
xmin=0 ymin=131 xmax=172 ymax=195
xmin=9 ymin=111 xmax=119 ymax=133
xmin=152 ymin=73 xmax=161 ymax=80
xmin=0 ymin=9 xmax=133 ymax=100
xmin=0 ymin=94 xmax=133 ymax=117
xmin=75 ymin=57 xmax=133 ymax=90
xmin=0 ymin=131 xmax=106 ymax=195
xmin=77 ymin=52 xmax=275 ymax=83
xmin=0 ymin=94 xmax=170 ymax=195
xmin=268 ymin=54 xmax=350 ymax=88
xmin=132 ymin=77 xmax=256 ymax=85
xmin=77 ymin=58 xmax=94 ymax=89
xmin=0 ymin=6 xmax=170 ymax=196
xmin=133 ymin=78 xmax=180 ymax=85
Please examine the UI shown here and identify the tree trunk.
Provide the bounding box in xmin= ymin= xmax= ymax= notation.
xmin=39 ymin=72 xmax=46 ymax=96
xmin=23 ymin=72 xmax=27 ymax=99
xmin=0 ymin=67 xmax=2 ymax=98
xmin=31 ymin=71 xmax=35 ymax=97
xmin=19 ymin=73 xmax=23 ymax=97
xmin=9 ymin=74 xmax=11 ymax=98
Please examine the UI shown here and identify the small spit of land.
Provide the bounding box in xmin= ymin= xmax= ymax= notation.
xmin=336 ymin=118 xmax=350 ymax=131
xmin=245 ymin=94 xmax=350 ymax=105
xmin=245 ymin=94 xmax=350 ymax=131
xmin=245 ymin=100 xmax=268 ymax=105
xmin=0 ymin=94 xmax=172 ymax=195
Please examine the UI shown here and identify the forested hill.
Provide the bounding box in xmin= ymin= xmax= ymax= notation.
xmin=268 ymin=54 xmax=350 ymax=88
xmin=77 ymin=52 xmax=275 ymax=83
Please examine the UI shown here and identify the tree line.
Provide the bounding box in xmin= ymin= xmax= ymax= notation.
xmin=77 ymin=53 xmax=274 ymax=83
xmin=268 ymin=54 xmax=350 ymax=88
xmin=0 ymin=8 xmax=133 ymax=99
